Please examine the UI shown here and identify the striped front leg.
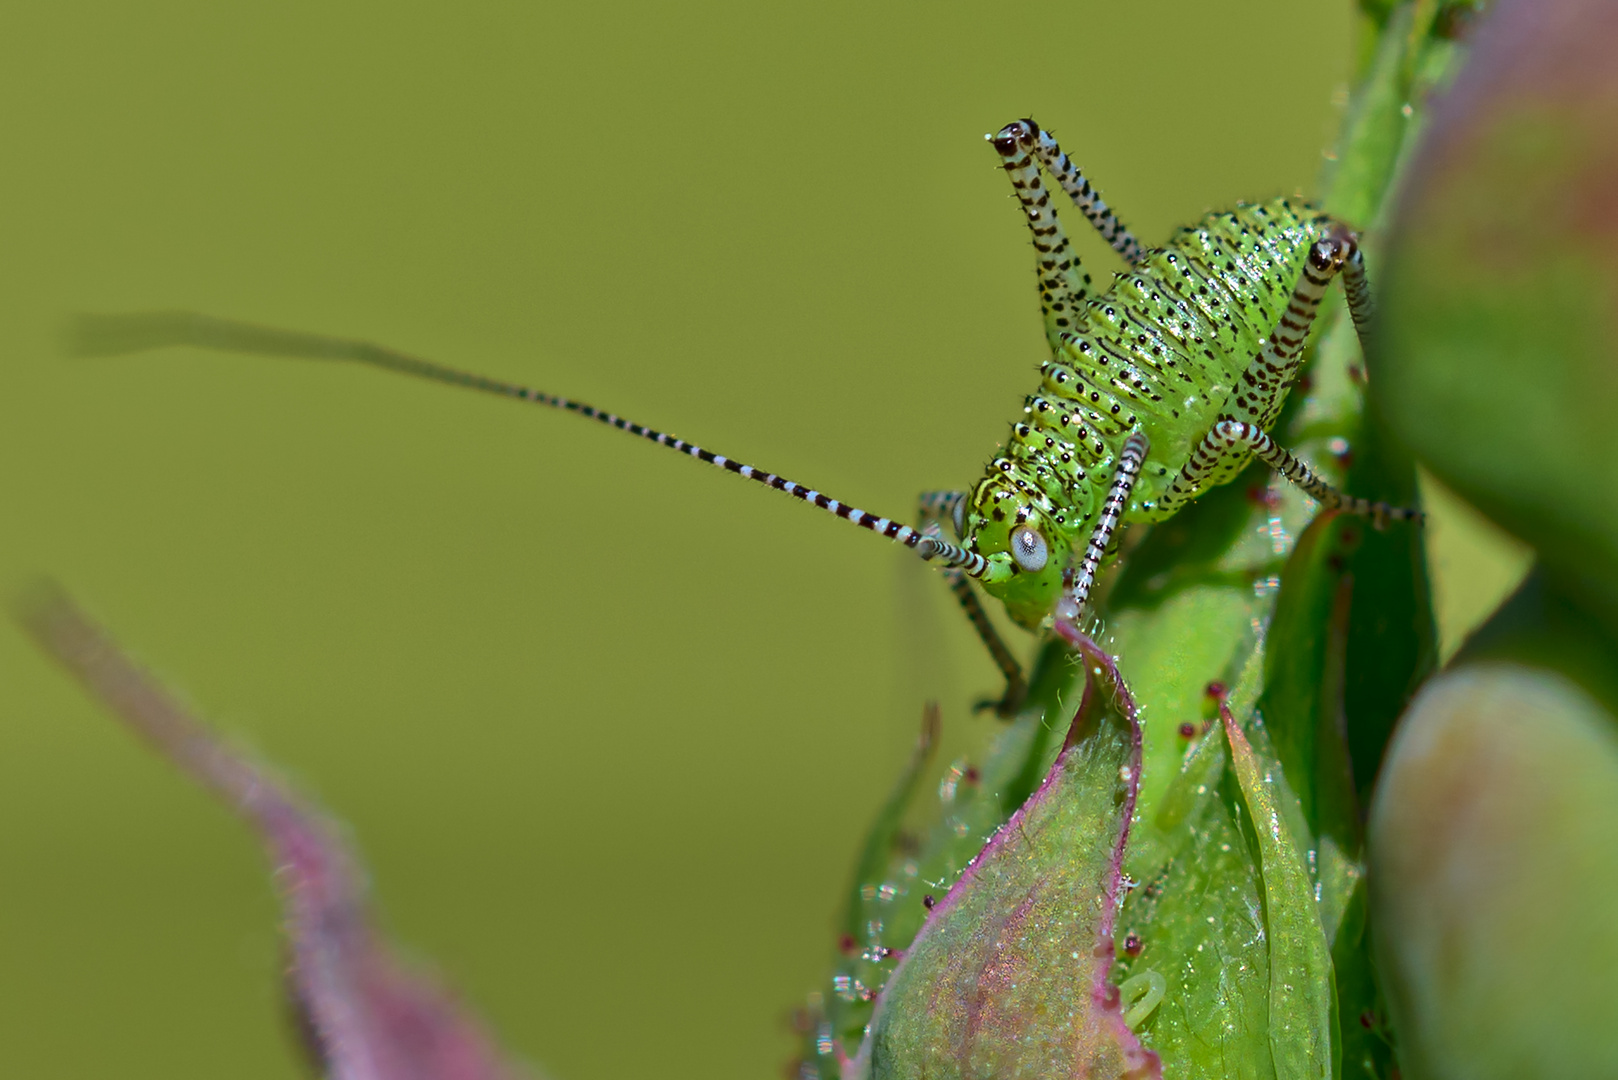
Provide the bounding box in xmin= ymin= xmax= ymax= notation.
xmin=1054 ymin=431 xmax=1149 ymax=627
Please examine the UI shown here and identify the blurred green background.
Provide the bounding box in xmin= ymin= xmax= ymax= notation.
xmin=0 ymin=3 xmax=1526 ymax=1077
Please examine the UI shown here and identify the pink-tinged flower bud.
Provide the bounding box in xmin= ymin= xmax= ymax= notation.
xmin=1371 ymin=663 xmax=1618 ymax=1078
xmin=1376 ymin=0 xmax=1618 ymax=606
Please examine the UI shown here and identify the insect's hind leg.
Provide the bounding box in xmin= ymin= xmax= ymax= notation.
xmin=1154 ymin=228 xmax=1420 ymax=524
xmin=918 ymin=491 xmax=1027 ymax=717
xmin=990 ymin=122 xmax=1094 ymax=353
xmin=1340 ymin=242 xmax=1375 ymax=351
xmin=990 ymin=120 xmax=1147 ymax=352
xmin=1020 ymin=121 xmax=1145 ymax=267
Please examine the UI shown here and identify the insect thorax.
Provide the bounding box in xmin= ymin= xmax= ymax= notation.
xmin=966 ymin=197 xmax=1333 ymax=626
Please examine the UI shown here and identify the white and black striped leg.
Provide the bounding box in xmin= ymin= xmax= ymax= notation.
xmin=917 ymin=491 xmax=1026 ymax=716
xmin=1224 ymin=231 xmax=1355 ymax=433
xmin=1023 ymin=121 xmax=1145 ymax=267
xmin=1340 ymin=240 xmax=1374 ymax=354
xmin=1055 ymin=432 xmax=1149 ymax=627
xmin=1164 ymin=420 xmax=1422 ymax=527
xmin=989 ymin=121 xmax=1093 ymax=353
xmin=951 ymin=573 xmax=1029 ymax=717
xmin=1153 ymin=231 xmax=1354 ymax=521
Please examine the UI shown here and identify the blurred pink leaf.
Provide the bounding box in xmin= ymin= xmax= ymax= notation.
xmin=21 ymin=585 xmax=530 ymax=1080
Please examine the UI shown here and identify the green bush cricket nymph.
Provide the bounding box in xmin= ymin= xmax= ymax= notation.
xmin=77 ymin=118 xmax=1418 ymax=712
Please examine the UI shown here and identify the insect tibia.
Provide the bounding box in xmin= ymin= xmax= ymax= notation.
xmin=1061 ymin=431 xmax=1149 ymax=623
xmin=1018 ymin=121 xmax=1146 ymax=267
xmin=989 ymin=122 xmax=1093 ymax=351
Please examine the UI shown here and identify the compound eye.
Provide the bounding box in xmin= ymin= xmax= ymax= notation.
xmin=952 ymin=497 xmax=966 ymax=539
xmin=1010 ymin=525 xmax=1048 ymax=573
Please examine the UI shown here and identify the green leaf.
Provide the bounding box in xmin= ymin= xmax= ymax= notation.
xmin=1327 ymin=0 xmax=1435 ymax=229
xmin=1114 ymin=723 xmax=1274 ymax=1078
xmin=1224 ymin=702 xmax=1338 ymax=1080
xmin=1109 ymin=582 xmax=1261 ymax=818
xmin=1328 ymin=879 xmax=1394 ymax=1080
xmin=1258 ymin=510 xmax=1362 ymax=851
xmin=844 ymin=704 xmax=942 ymax=944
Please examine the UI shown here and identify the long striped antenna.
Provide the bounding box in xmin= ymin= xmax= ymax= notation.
xmin=70 ymin=312 xmax=987 ymax=575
